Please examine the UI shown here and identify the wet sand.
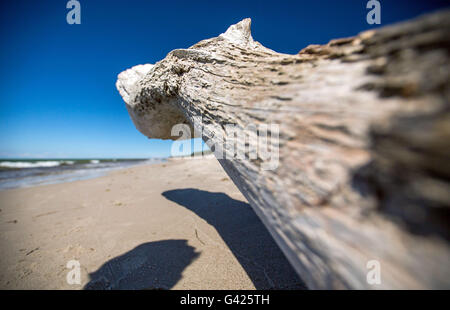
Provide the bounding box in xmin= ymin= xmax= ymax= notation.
xmin=0 ymin=157 xmax=305 ymax=289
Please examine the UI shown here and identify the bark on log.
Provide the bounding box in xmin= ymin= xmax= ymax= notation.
xmin=116 ymin=10 xmax=450 ymax=289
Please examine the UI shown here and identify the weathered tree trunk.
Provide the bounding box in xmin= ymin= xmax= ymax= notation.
xmin=116 ymin=10 xmax=450 ymax=289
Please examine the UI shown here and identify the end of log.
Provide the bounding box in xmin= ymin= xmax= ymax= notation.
xmin=116 ymin=11 xmax=450 ymax=289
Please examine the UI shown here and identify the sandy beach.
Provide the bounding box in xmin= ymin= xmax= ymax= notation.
xmin=0 ymin=157 xmax=304 ymax=289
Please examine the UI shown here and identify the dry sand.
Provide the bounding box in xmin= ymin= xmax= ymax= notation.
xmin=0 ymin=157 xmax=304 ymax=289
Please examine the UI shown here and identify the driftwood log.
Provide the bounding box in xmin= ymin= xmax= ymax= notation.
xmin=116 ymin=10 xmax=450 ymax=289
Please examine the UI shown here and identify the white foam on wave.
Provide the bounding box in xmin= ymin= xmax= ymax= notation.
xmin=0 ymin=158 xmax=159 ymax=190
xmin=90 ymin=160 xmax=100 ymax=164
xmin=0 ymin=161 xmax=74 ymax=168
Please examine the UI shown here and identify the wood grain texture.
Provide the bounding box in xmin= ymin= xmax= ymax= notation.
xmin=116 ymin=10 xmax=450 ymax=289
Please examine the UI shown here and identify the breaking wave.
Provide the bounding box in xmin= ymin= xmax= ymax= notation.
xmin=0 ymin=161 xmax=75 ymax=169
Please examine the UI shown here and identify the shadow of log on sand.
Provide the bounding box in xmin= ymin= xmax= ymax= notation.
xmin=84 ymin=240 xmax=199 ymax=290
xmin=162 ymin=188 xmax=306 ymax=289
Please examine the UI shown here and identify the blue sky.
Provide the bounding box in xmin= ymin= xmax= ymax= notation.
xmin=0 ymin=0 xmax=448 ymax=159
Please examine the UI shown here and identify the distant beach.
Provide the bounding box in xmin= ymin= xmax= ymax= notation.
xmin=0 ymin=158 xmax=165 ymax=190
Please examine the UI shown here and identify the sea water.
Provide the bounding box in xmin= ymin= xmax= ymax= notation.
xmin=0 ymin=158 xmax=165 ymax=190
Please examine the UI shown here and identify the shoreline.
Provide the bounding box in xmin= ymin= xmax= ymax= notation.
xmin=0 ymin=158 xmax=165 ymax=191
xmin=0 ymin=158 xmax=304 ymax=289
